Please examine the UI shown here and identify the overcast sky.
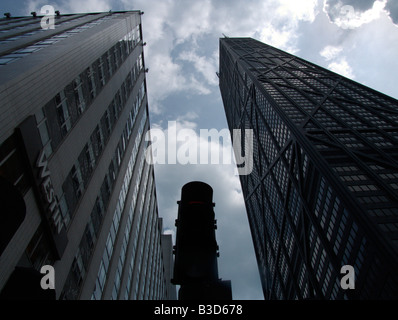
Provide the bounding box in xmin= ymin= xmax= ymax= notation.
xmin=3 ymin=0 xmax=398 ymax=300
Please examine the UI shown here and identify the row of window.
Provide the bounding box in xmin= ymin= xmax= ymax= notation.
xmin=145 ymin=200 xmax=167 ymax=300
xmin=35 ymin=33 xmax=142 ymax=163
xmin=61 ymin=110 xmax=147 ymax=300
xmin=333 ymin=163 xmax=395 ymax=209
xmin=111 ymin=154 xmax=152 ymax=299
xmin=0 ymin=15 xmax=116 ymax=65
xmin=60 ymin=64 xmax=145 ymax=226
xmin=0 ymin=14 xmax=94 ymax=43
xmin=91 ymin=113 xmax=148 ymax=300
xmin=120 ymin=169 xmax=154 ymax=300
xmin=124 ymin=175 xmax=163 ymax=300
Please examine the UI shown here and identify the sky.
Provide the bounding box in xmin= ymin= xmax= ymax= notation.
xmin=2 ymin=0 xmax=398 ymax=300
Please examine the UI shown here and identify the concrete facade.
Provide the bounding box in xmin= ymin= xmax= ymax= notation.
xmin=0 ymin=11 xmax=175 ymax=300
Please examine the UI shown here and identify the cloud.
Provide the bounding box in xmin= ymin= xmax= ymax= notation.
xmin=26 ymin=0 xmax=111 ymax=14
xmin=327 ymin=57 xmax=355 ymax=78
xmin=315 ymin=1 xmax=398 ymax=98
xmin=322 ymin=0 xmax=396 ymax=29
xmin=385 ymin=0 xmax=398 ymax=25
xmin=144 ymin=46 xmax=211 ymax=115
xmin=259 ymin=0 xmax=319 ymax=53
xmin=319 ymin=45 xmax=354 ymax=78
xmin=127 ymin=0 xmax=321 ymax=115
xmin=260 ymin=23 xmax=299 ymax=54
xmin=178 ymin=49 xmax=219 ymax=86
xmin=320 ymin=45 xmax=343 ymax=60
xmin=167 ymin=0 xmax=213 ymax=44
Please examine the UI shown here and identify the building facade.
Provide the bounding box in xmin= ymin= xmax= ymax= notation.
xmin=0 ymin=10 xmax=175 ymax=300
xmin=219 ymin=37 xmax=398 ymax=299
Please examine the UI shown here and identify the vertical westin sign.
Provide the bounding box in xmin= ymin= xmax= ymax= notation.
xmin=16 ymin=116 xmax=68 ymax=260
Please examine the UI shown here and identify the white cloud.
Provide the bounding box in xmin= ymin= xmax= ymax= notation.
xmin=260 ymin=0 xmax=319 ymax=53
xmin=145 ymin=51 xmax=211 ymax=114
xmin=316 ymin=2 xmax=398 ymax=97
xmin=277 ymin=0 xmax=319 ymax=21
xmin=178 ymin=50 xmax=218 ymax=86
xmin=168 ymin=0 xmax=213 ymax=44
xmin=327 ymin=58 xmax=355 ymax=78
xmin=260 ymin=24 xmax=298 ymax=54
xmin=129 ymin=0 xmax=321 ymax=115
xmin=323 ymin=0 xmax=388 ymax=29
xmin=26 ymin=0 xmax=111 ymax=14
xmin=320 ymin=45 xmax=343 ymax=60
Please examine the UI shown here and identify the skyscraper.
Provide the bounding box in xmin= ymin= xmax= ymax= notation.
xmin=219 ymin=37 xmax=398 ymax=299
xmin=0 ymin=10 xmax=175 ymax=300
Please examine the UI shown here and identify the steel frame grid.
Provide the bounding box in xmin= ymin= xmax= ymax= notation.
xmin=219 ymin=37 xmax=398 ymax=300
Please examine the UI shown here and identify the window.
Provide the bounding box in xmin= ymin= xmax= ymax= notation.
xmin=114 ymin=46 xmax=120 ymax=69
xmin=55 ymin=90 xmax=71 ymax=136
xmin=73 ymin=76 xmax=86 ymax=114
xmin=93 ymin=125 xmax=104 ymax=156
xmin=97 ymin=56 xmax=106 ymax=86
xmin=85 ymin=66 xmax=97 ymax=99
xmin=71 ymin=164 xmax=84 ymax=198
xmin=138 ymin=53 xmax=143 ymax=71
xmin=15 ymin=46 xmax=43 ymax=54
xmin=36 ymin=108 xmax=53 ymax=157
xmin=58 ymin=193 xmax=70 ymax=227
xmin=106 ymin=50 xmax=113 ymax=76
xmin=84 ymin=142 xmax=95 ymax=170
xmin=0 ymin=56 xmax=20 ymax=65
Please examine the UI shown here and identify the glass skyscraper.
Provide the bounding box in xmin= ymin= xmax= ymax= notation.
xmin=219 ymin=37 xmax=398 ymax=299
xmin=0 ymin=11 xmax=175 ymax=300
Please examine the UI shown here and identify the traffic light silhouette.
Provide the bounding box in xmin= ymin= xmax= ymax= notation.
xmin=172 ymin=181 xmax=232 ymax=300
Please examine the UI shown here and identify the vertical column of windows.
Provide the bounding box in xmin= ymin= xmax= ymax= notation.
xmin=111 ymin=162 xmax=153 ymax=299
xmin=90 ymin=115 xmax=147 ymax=300
xmin=60 ymin=96 xmax=147 ymax=300
xmin=61 ymin=57 xmax=145 ymax=225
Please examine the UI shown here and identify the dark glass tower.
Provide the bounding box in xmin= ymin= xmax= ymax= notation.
xmin=219 ymin=37 xmax=398 ymax=299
